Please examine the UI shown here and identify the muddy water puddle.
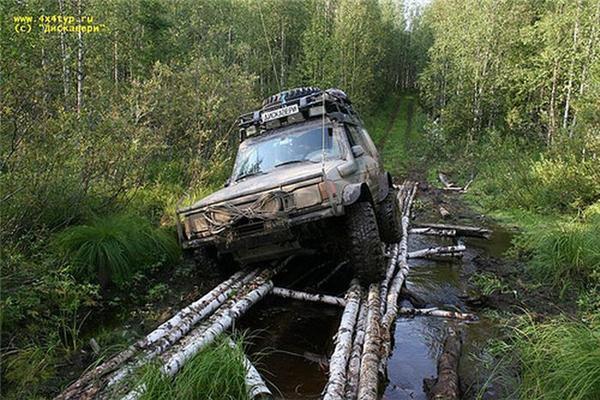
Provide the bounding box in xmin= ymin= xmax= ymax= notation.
xmin=238 ymin=222 xmax=513 ymax=399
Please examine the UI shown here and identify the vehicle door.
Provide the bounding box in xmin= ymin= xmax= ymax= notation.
xmin=345 ymin=123 xmax=380 ymax=197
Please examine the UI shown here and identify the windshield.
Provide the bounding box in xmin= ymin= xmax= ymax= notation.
xmin=232 ymin=122 xmax=343 ymax=181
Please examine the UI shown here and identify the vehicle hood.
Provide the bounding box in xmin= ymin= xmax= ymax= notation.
xmin=183 ymin=159 xmax=344 ymax=211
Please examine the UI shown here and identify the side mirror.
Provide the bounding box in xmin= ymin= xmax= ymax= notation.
xmin=351 ymin=145 xmax=365 ymax=158
xmin=223 ymin=178 xmax=231 ymax=187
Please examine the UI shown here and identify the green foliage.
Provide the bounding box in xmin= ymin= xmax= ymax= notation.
xmin=469 ymin=272 xmax=511 ymax=297
xmin=133 ymin=336 xmax=250 ymax=400
xmin=513 ymin=315 xmax=600 ymax=400
xmin=55 ymin=215 xmax=179 ymax=287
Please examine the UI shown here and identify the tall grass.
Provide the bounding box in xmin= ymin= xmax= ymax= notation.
xmin=55 ymin=214 xmax=179 ymax=287
xmin=514 ymin=207 xmax=600 ymax=294
xmin=514 ymin=315 xmax=600 ymax=400
xmin=133 ymin=336 xmax=250 ymax=400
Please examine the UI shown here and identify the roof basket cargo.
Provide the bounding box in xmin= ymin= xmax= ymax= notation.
xmin=238 ymin=88 xmax=357 ymax=142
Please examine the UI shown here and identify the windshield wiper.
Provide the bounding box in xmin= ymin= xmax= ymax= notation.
xmin=274 ymin=159 xmax=310 ymax=168
xmin=235 ymin=171 xmax=264 ymax=182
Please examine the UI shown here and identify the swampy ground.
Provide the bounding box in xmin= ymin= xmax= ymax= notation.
xmin=54 ymin=94 xmax=580 ymax=399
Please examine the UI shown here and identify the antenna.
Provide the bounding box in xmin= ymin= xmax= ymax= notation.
xmin=321 ymin=90 xmax=326 ymax=177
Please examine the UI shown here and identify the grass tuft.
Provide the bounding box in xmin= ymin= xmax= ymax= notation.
xmin=55 ymin=214 xmax=179 ymax=287
xmin=134 ymin=336 xmax=250 ymax=400
xmin=514 ymin=315 xmax=600 ymax=400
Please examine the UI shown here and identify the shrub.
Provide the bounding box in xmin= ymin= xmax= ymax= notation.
xmin=514 ymin=315 xmax=600 ymax=400
xmin=55 ymin=215 xmax=179 ymax=287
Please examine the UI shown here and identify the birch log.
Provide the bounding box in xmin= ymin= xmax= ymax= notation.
xmin=315 ymin=261 xmax=348 ymax=289
xmin=379 ymin=242 xmax=400 ymax=315
xmin=322 ymin=280 xmax=362 ymax=400
xmin=409 ymin=227 xmax=457 ymax=237
xmin=357 ymin=284 xmax=382 ymax=400
xmin=414 ymin=223 xmax=491 ymax=238
xmin=398 ymin=307 xmax=477 ymax=321
xmin=344 ymin=300 xmax=367 ymax=400
xmin=408 ymin=245 xmax=466 ymax=259
xmin=227 ymin=339 xmax=272 ymax=399
xmin=100 ymin=269 xmax=263 ymax=391
xmin=55 ymin=269 xmax=253 ymax=400
xmin=426 ymin=327 xmax=462 ymax=400
xmin=271 ymin=287 xmax=346 ymax=307
xmin=162 ymin=281 xmax=274 ymax=377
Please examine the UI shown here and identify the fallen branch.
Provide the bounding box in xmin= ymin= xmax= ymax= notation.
xmin=425 ymin=327 xmax=462 ymax=400
xmin=315 ymin=261 xmax=348 ymax=289
xmin=357 ymin=284 xmax=382 ymax=400
xmin=270 ymin=287 xmax=346 ymax=307
xmin=398 ymin=307 xmax=477 ymax=322
xmin=227 ymin=339 xmax=272 ymax=399
xmin=322 ymin=280 xmax=362 ymax=400
xmin=414 ymin=223 xmax=491 ymax=238
xmin=409 ymin=227 xmax=456 ymax=237
xmin=408 ymin=245 xmax=466 ymax=259
xmin=379 ymin=242 xmax=400 ymax=315
xmin=438 ymin=173 xmax=473 ymax=193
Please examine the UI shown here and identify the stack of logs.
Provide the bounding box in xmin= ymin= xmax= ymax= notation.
xmin=56 ymin=263 xmax=290 ymax=400
xmin=322 ymin=181 xmax=480 ymax=400
xmin=58 ymin=180 xmax=487 ymax=400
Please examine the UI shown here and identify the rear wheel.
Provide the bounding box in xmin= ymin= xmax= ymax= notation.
xmin=344 ymin=201 xmax=386 ymax=284
xmin=376 ymin=188 xmax=402 ymax=243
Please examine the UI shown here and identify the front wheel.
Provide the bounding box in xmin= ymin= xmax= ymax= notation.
xmin=344 ymin=201 xmax=386 ymax=284
xmin=376 ymin=187 xmax=402 ymax=243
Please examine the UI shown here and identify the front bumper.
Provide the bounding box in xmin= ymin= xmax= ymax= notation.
xmin=180 ymin=204 xmax=340 ymax=259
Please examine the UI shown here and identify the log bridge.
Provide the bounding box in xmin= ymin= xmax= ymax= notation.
xmin=57 ymin=181 xmax=485 ymax=400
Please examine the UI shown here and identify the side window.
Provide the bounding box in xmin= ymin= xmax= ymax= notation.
xmin=360 ymin=127 xmax=378 ymax=157
xmin=346 ymin=124 xmax=365 ymax=150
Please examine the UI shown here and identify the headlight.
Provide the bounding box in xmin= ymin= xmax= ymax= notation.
xmin=210 ymin=209 xmax=232 ymax=225
xmin=293 ymin=185 xmax=322 ymax=208
xmin=185 ymin=213 xmax=209 ymax=234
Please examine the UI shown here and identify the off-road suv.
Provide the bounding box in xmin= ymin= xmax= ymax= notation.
xmin=176 ymin=87 xmax=401 ymax=283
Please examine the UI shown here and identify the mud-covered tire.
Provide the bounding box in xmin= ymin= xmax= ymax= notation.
xmin=377 ymin=188 xmax=402 ymax=243
xmin=262 ymin=87 xmax=321 ymax=107
xmin=345 ymin=201 xmax=386 ymax=284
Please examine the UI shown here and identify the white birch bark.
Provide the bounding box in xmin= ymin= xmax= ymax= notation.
xmin=398 ymin=307 xmax=477 ymax=321
xmin=271 ymin=287 xmax=346 ymax=307
xmin=322 ymin=280 xmax=362 ymax=400
xmin=413 ymin=223 xmax=491 ymax=238
xmin=227 ymin=339 xmax=272 ymax=399
xmin=344 ymin=300 xmax=367 ymax=400
xmin=357 ymin=284 xmax=382 ymax=400
xmin=408 ymin=245 xmax=466 ymax=259
xmin=409 ymin=228 xmax=457 ymax=237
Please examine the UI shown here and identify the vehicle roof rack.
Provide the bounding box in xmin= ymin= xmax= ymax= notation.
xmin=238 ymin=88 xmax=360 ymax=142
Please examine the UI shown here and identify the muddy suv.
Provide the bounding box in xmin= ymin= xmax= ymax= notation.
xmin=176 ymin=87 xmax=401 ymax=283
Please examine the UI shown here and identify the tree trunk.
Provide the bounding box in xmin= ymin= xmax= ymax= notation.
xmin=408 ymin=245 xmax=466 ymax=259
xmin=426 ymin=327 xmax=462 ymax=400
xmin=344 ymin=301 xmax=367 ymax=400
xmin=227 ymin=339 xmax=272 ymax=399
xmin=323 ymin=280 xmax=362 ymax=400
xmin=413 ymin=223 xmax=491 ymax=238
xmin=76 ymin=0 xmax=84 ymax=116
xmin=410 ymin=228 xmax=457 ymax=237
xmin=357 ymin=284 xmax=382 ymax=400
xmin=398 ymin=307 xmax=477 ymax=321
xmin=270 ymin=287 xmax=346 ymax=307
